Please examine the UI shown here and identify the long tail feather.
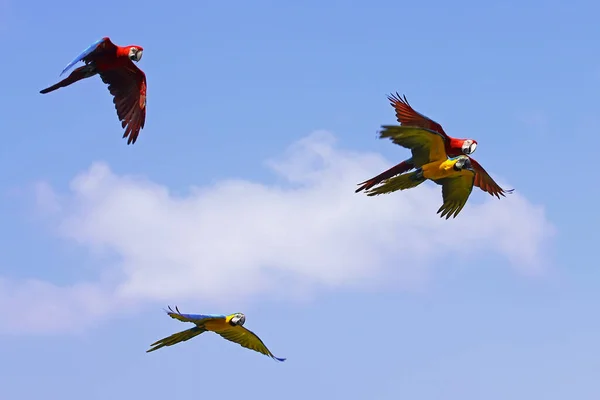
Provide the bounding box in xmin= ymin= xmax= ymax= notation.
xmin=365 ymin=170 xmax=425 ymax=196
xmin=40 ymin=65 xmax=97 ymax=94
xmin=355 ymin=160 xmax=414 ymax=193
xmin=146 ymin=326 xmax=206 ymax=353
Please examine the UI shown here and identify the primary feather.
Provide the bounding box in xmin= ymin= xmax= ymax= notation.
xmin=365 ymin=170 xmax=425 ymax=196
xmin=215 ymin=326 xmax=286 ymax=362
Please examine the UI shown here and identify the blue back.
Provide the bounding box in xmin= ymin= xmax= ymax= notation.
xmin=60 ymin=37 xmax=106 ymax=76
xmin=178 ymin=313 xmax=226 ymax=321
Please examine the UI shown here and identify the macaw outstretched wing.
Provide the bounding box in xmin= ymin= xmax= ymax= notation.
xmin=165 ymin=305 xmax=226 ymax=325
xmin=216 ymin=325 xmax=286 ymax=362
xmin=97 ymin=64 xmax=147 ymax=144
xmin=60 ymin=37 xmax=115 ymax=76
xmin=434 ymin=170 xmax=476 ymax=219
xmin=378 ymin=125 xmax=448 ymax=166
xmin=387 ymin=93 xmax=449 ymax=139
xmin=146 ymin=326 xmax=207 ymax=353
xmin=469 ymin=158 xmax=514 ymax=199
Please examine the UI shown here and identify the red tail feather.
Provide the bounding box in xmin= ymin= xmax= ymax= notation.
xmin=355 ymin=160 xmax=415 ymax=193
xmin=40 ymin=65 xmax=97 ymax=94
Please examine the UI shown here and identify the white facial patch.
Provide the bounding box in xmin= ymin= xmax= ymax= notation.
xmin=129 ymin=48 xmax=142 ymax=61
xmin=462 ymin=140 xmax=476 ymax=155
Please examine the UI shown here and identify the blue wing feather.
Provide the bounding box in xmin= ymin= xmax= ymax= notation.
xmin=60 ymin=37 xmax=106 ymax=76
xmin=178 ymin=313 xmax=226 ymax=321
xmin=164 ymin=306 xmax=226 ymax=323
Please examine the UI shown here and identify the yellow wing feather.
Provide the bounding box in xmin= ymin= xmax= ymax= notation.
xmin=378 ymin=125 xmax=448 ymax=166
xmin=434 ymin=170 xmax=476 ymax=219
xmin=215 ymin=325 xmax=286 ymax=361
xmin=146 ymin=326 xmax=207 ymax=353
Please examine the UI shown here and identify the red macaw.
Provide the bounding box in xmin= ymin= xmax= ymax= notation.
xmin=40 ymin=37 xmax=147 ymax=145
xmin=356 ymin=93 xmax=510 ymax=198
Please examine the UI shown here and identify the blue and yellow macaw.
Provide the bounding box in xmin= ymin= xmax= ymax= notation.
xmin=364 ymin=126 xmax=512 ymax=219
xmin=147 ymin=306 xmax=286 ymax=362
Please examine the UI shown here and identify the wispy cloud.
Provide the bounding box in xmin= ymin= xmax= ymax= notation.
xmin=1 ymin=131 xmax=555 ymax=333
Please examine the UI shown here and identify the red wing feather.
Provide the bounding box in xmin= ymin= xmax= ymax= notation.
xmin=469 ymin=157 xmax=514 ymax=198
xmin=98 ymin=61 xmax=147 ymax=144
xmin=387 ymin=93 xmax=448 ymax=139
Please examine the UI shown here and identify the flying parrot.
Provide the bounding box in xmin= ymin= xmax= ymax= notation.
xmin=147 ymin=306 xmax=286 ymax=362
xmin=40 ymin=37 xmax=147 ymax=145
xmin=356 ymin=94 xmax=510 ymax=199
xmin=364 ymin=126 xmax=511 ymax=219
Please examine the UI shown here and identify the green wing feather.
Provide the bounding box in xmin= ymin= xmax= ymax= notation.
xmin=365 ymin=170 xmax=426 ymax=196
xmin=378 ymin=125 xmax=448 ymax=166
xmin=434 ymin=171 xmax=476 ymax=219
xmin=146 ymin=326 xmax=207 ymax=353
xmin=216 ymin=325 xmax=286 ymax=362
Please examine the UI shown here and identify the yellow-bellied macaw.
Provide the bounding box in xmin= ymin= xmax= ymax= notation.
xmin=147 ymin=306 xmax=286 ymax=362
xmin=364 ymin=126 xmax=512 ymax=219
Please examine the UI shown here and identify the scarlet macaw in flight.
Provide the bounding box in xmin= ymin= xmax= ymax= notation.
xmin=364 ymin=126 xmax=511 ymax=219
xmin=147 ymin=306 xmax=286 ymax=362
xmin=356 ymin=94 xmax=509 ymax=199
xmin=40 ymin=37 xmax=147 ymax=145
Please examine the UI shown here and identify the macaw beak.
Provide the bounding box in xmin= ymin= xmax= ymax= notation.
xmin=462 ymin=141 xmax=477 ymax=155
xmin=454 ymin=157 xmax=474 ymax=171
xmin=129 ymin=48 xmax=143 ymax=62
xmin=464 ymin=159 xmax=474 ymax=171
xmin=470 ymin=142 xmax=477 ymax=154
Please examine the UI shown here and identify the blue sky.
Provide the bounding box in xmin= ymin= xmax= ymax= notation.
xmin=1 ymin=0 xmax=599 ymax=398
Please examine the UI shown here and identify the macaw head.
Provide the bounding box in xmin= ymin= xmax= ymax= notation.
xmin=230 ymin=313 xmax=246 ymax=326
xmin=127 ymin=46 xmax=144 ymax=62
xmin=452 ymin=155 xmax=473 ymax=172
xmin=461 ymin=139 xmax=478 ymax=155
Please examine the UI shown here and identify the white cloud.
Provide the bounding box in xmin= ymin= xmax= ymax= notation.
xmin=0 ymin=279 xmax=119 ymax=333
xmin=2 ymin=130 xmax=555 ymax=333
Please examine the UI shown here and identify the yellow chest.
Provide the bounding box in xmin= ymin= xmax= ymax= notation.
xmin=204 ymin=319 xmax=230 ymax=332
xmin=422 ymin=159 xmax=458 ymax=180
